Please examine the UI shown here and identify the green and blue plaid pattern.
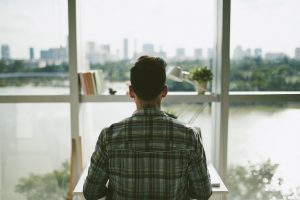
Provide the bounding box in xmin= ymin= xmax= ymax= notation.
xmin=83 ymin=108 xmax=212 ymax=200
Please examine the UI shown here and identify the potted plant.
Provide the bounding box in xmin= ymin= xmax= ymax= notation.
xmin=189 ymin=66 xmax=213 ymax=94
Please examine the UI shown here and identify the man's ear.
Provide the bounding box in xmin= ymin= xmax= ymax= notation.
xmin=161 ymin=85 xmax=168 ymax=98
xmin=129 ymin=85 xmax=135 ymax=98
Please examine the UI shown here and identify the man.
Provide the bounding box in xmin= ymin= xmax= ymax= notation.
xmin=83 ymin=56 xmax=212 ymax=200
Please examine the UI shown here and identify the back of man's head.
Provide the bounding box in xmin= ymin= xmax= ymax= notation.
xmin=130 ymin=56 xmax=167 ymax=101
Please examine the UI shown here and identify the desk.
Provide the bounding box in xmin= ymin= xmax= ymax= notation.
xmin=73 ymin=164 xmax=228 ymax=200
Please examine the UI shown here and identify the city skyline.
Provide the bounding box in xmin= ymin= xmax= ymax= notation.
xmin=0 ymin=0 xmax=300 ymax=59
xmin=2 ymin=41 xmax=300 ymax=65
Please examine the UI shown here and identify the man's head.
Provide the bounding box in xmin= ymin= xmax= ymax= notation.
xmin=130 ymin=56 xmax=167 ymax=103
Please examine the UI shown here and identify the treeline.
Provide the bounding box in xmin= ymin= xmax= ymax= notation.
xmin=0 ymin=60 xmax=68 ymax=73
xmin=91 ymin=59 xmax=209 ymax=91
xmin=0 ymin=57 xmax=300 ymax=91
xmin=0 ymin=60 xmax=68 ymax=86
xmin=90 ymin=60 xmax=131 ymax=82
xmin=230 ymin=57 xmax=300 ymax=91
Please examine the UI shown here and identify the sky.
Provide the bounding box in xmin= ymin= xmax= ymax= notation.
xmin=231 ymin=0 xmax=300 ymax=57
xmin=0 ymin=0 xmax=300 ymax=59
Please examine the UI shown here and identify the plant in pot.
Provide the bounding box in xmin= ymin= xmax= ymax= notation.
xmin=189 ymin=66 xmax=213 ymax=94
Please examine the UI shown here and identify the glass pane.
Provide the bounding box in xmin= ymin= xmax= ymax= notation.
xmin=79 ymin=0 xmax=215 ymax=94
xmin=227 ymin=103 xmax=300 ymax=200
xmin=80 ymin=103 xmax=136 ymax=162
xmin=0 ymin=0 xmax=69 ymax=95
xmin=230 ymin=0 xmax=300 ymax=91
xmin=162 ymin=102 xmax=212 ymax=160
xmin=81 ymin=102 xmax=211 ymax=164
xmin=0 ymin=104 xmax=70 ymax=200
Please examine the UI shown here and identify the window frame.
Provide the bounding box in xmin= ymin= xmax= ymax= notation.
xmin=0 ymin=0 xmax=300 ymax=196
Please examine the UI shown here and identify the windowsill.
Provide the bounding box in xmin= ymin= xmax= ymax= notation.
xmin=79 ymin=92 xmax=220 ymax=103
xmin=229 ymin=91 xmax=300 ymax=95
xmin=0 ymin=91 xmax=299 ymax=103
xmin=229 ymin=91 xmax=300 ymax=102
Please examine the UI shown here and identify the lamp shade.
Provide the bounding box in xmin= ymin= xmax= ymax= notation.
xmin=167 ymin=66 xmax=186 ymax=82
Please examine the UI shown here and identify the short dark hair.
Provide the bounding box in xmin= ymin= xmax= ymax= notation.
xmin=130 ymin=55 xmax=167 ymax=101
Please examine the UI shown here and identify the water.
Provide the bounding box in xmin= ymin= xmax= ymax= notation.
xmin=228 ymin=106 xmax=300 ymax=191
xmin=0 ymin=87 xmax=299 ymax=199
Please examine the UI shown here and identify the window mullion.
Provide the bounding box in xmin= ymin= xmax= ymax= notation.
xmin=68 ymin=0 xmax=82 ymax=188
xmin=211 ymin=0 xmax=231 ymax=187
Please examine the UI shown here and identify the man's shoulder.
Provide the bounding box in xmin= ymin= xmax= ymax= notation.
xmin=101 ymin=113 xmax=200 ymax=140
xmin=168 ymin=117 xmax=200 ymax=133
xmin=106 ymin=113 xmax=199 ymax=132
xmin=103 ymin=116 xmax=132 ymax=132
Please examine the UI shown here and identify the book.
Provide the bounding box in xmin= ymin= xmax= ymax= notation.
xmin=91 ymin=72 xmax=97 ymax=94
xmin=79 ymin=73 xmax=87 ymax=95
xmin=86 ymin=72 xmax=96 ymax=95
xmin=78 ymin=70 xmax=104 ymax=95
xmin=93 ymin=70 xmax=104 ymax=94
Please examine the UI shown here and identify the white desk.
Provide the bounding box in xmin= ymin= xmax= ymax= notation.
xmin=73 ymin=164 xmax=228 ymax=200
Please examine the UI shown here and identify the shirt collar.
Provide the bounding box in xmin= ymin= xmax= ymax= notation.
xmin=132 ymin=107 xmax=166 ymax=117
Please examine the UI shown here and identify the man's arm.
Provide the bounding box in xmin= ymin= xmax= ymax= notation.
xmin=187 ymin=128 xmax=212 ymax=200
xmin=83 ymin=129 xmax=109 ymax=200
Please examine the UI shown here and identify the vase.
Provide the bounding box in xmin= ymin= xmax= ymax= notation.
xmin=196 ymin=81 xmax=207 ymax=94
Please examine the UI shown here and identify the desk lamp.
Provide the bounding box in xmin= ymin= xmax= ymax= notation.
xmin=166 ymin=66 xmax=197 ymax=91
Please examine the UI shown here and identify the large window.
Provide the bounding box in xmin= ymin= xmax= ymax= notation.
xmin=1 ymin=1 xmax=300 ymax=200
xmin=79 ymin=0 xmax=217 ymax=174
xmin=228 ymin=1 xmax=300 ymax=199
xmin=162 ymin=102 xmax=212 ymax=160
xmin=0 ymin=1 xmax=70 ymax=194
xmin=80 ymin=102 xmax=212 ymax=163
xmin=227 ymin=103 xmax=300 ymax=200
xmin=0 ymin=0 xmax=69 ymax=95
xmin=80 ymin=0 xmax=215 ymax=93
xmin=230 ymin=0 xmax=300 ymax=91
xmin=0 ymin=104 xmax=70 ymax=200
xmin=80 ymin=103 xmax=135 ymax=160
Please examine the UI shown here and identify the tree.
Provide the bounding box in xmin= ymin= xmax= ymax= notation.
xmin=227 ymin=159 xmax=300 ymax=200
xmin=15 ymin=161 xmax=70 ymax=200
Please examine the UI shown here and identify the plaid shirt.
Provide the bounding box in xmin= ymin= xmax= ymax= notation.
xmin=83 ymin=107 xmax=212 ymax=200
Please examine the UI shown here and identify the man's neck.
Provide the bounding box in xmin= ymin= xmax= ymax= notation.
xmin=137 ymin=104 xmax=161 ymax=110
xmin=135 ymin=97 xmax=161 ymax=110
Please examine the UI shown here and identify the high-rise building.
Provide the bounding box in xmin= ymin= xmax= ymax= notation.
xmin=265 ymin=52 xmax=287 ymax=60
xmin=40 ymin=47 xmax=68 ymax=64
xmin=295 ymin=48 xmax=300 ymax=60
xmin=233 ymin=46 xmax=244 ymax=60
xmin=123 ymin=38 xmax=129 ymax=60
xmin=254 ymin=48 xmax=262 ymax=58
xmin=99 ymin=45 xmax=110 ymax=55
xmin=99 ymin=44 xmax=111 ymax=63
xmin=245 ymin=48 xmax=251 ymax=57
xmin=86 ymin=41 xmax=96 ymax=53
xmin=85 ymin=42 xmax=112 ymax=64
xmin=157 ymin=46 xmax=167 ymax=60
xmin=86 ymin=42 xmax=98 ymax=64
xmin=29 ymin=47 xmax=34 ymax=60
xmin=1 ymin=44 xmax=10 ymax=60
xmin=194 ymin=48 xmax=203 ymax=60
xmin=175 ymin=48 xmax=185 ymax=60
xmin=40 ymin=50 xmax=48 ymax=61
xmin=142 ymin=43 xmax=154 ymax=55
xmin=133 ymin=38 xmax=138 ymax=59
xmin=207 ymin=48 xmax=214 ymax=60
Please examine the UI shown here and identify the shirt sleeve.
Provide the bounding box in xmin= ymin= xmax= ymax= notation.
xmin=83 ymin=128 xmax=109 ymax=200
xmin=187 ymin=128 xmax=212 ymax=200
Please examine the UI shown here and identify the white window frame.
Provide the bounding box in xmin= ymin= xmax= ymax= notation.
xmin=0 ymin=0 xmax=300 ymax=194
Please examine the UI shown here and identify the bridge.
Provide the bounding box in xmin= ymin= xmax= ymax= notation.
xmin=0 ymin=72 xmax=69 ymax=78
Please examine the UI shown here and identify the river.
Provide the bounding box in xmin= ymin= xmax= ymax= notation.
xmin=0 ymin=87 xmax=299 ymax=199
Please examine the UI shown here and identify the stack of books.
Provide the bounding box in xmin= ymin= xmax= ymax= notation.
xmin=78 ymin=70 xmax=105 ymax=95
